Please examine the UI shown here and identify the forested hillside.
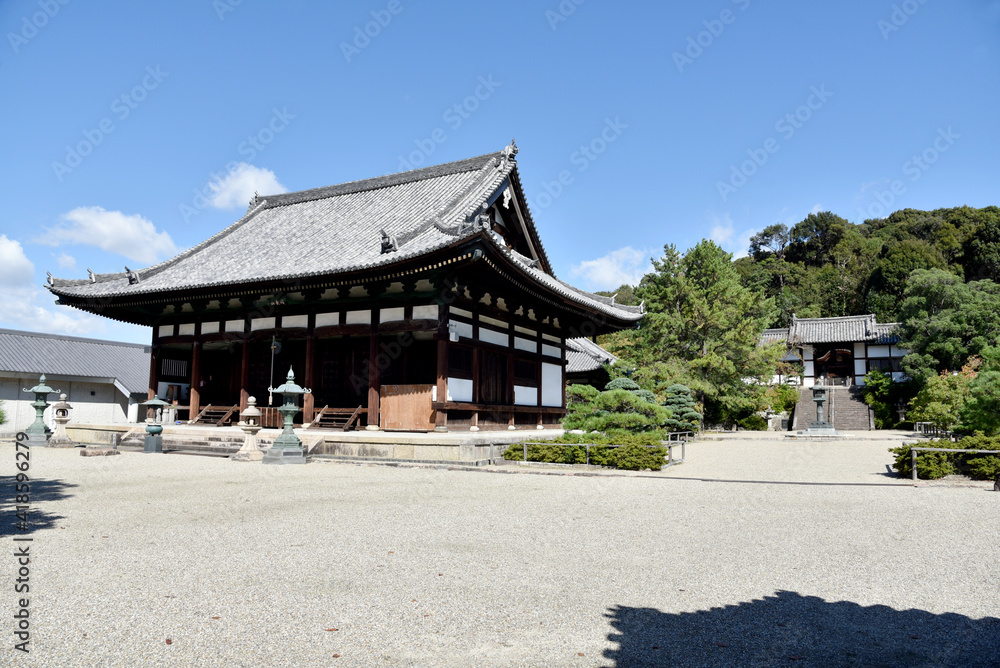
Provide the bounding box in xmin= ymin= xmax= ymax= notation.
xmin=595 ymin=205 xmax=1000 ymax=428
xmin=599 ymin=205 xmax=999 ymax=327
xmin=733 ymin=206 xmax=1000 ymax=327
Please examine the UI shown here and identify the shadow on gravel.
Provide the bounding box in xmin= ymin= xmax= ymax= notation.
xmin=604 ymin=590 xmax=1000 ymax=667
xmin=0 ymin=475 xmax=78 ymax=537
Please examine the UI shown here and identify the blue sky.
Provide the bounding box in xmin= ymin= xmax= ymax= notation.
xmin=2 ymin=0 xmax=998 ymax=344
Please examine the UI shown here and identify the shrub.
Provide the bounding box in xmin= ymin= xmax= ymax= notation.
xmin=614 ymin=443 xmax=667 ymax=471
xmin=662 ymin=384 xmax=701 ymax=432
xmin=737 ymin=414 xmax=768 ymax=431
xmin=633 ymin=389 xmax=657 ymax=404
xmin=605 ymin=377 xmax=641 ymax=392
xmin=888 ymin=435 xmax=1000 ymax=479
xmin=501 ymin=440 xmax=666 ymax=470
xmin=566 ymin=383 xmax=598 ymax=405
xmin=766 ymin=384 xmax=800 ymax=415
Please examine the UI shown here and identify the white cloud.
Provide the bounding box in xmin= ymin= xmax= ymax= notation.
xmin=0 ymin=235 xmax=36 ymax=288
xmin=709 ymin=214 xmax=755 ymax=259
xmin=569 ymin=246 xmax=652 ymax=291
xmin=208 ymin=163 xmax=287 ymax=210
xmin=55 ymin=252 xmax=76 ymax=270
xmin=41 ymin=207 xmax=179 ymax=265
xmin=0 ymin=236 xmax=112 ymax=336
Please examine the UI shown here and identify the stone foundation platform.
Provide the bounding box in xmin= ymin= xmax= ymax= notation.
xmin=66 ymin=423 xmax=563 ymax=464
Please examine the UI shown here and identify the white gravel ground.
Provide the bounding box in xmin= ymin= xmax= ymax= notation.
xmin=3 ymin=434 xmax=998 ymax=667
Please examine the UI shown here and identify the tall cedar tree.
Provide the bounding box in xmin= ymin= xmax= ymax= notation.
xmin=610 ymin=241 xmax=781 ymax=423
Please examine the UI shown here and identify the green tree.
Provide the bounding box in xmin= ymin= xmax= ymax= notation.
xmin=907 ymin=371 xmax=971 ymax=431
xmin=786 ymin=211 xmax=849 ymax=266
xmin=861 ymin=368 xmax=895 ymax=428
xmin=897 ymin=269 xmax=1000 ymax=383
xmin=662 ymin=384 xmax=702 ymax=432
xmin=620 ymin=240 xmax=780 ymax=424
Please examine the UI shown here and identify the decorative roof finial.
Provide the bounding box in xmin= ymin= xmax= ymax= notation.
xmin=125 ymin=267 xmax=140 ymax=285
xmin=495 ymin=139 xmax=518 ymax=171
xmin=46 ymin=271 xmax=53 ymax=286
xmin=87 ymin=268 xmax=96 ymax=283
xmin=380 ymin=228 xmax=398 ymax=253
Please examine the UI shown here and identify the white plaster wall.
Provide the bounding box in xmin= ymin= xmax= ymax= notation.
xmin=854 ymin=360 xmax=868 ymax=377
xmin=447 ymin=377 xmax=473 ymax=402
xmin=514 ymin=385 xmax=538 ymax=406
xmin=868 ymin=345 xmax=891 ymax=358
xmin=0 ymin=378 xmax=131 ymax=437
xmin=541 ymin=363 xmax=562 ymax=407
xmin=853 ymin=342 xmax=866 ymax=357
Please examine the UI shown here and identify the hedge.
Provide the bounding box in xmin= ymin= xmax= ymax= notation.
xmin=502 ymin=440 xmax=668 ymax=471
xmin=889 ymin=435 xmax=1000 ymax=480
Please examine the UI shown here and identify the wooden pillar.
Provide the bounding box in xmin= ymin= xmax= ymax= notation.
xmin=435 ymin=303 xmax=449 ymax=432
xmin=189 ymin=340 xmax=202 ymax=419
xmin=148 ymin=347 xmax=158 ymax=401
xmin=367 ymin=309 xmax=381 ymax=430
xmin=303 ymin=329 xmax=316 ymax=422
xmin=239 ymin=339 xmax=250 ymax=411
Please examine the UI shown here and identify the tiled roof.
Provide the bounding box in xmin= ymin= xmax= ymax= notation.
xmin=760 ymin=328 xmax=790 ymax=345
xmin=47 ymin=143 xmax=641 ymax=323
xmin=0 ymin=329 xmax=149 ymax=395
xmin=566 ymin=337 xmax=618 ymax=373
xmin=764 ymin=315 xmax=901 ymax=345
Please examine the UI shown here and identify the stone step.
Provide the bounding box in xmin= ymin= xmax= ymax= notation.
xmin=792 ymin=386 xmax=871 ymax=431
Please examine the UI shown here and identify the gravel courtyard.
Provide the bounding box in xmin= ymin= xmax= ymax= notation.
xmin=4 ymin=435 xmax=998 ymax=667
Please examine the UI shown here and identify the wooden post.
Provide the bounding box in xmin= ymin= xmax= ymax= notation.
xmin=367 ymin=309 xmax=381 ymax=430
xmin=189 ymin=340 xmax=202 ymax=419
xmin=435 ymin=305 xmax=449 ymax=432
xmin=303 ymin=330 xmax=316 ymax=422
xmin=148 ymin=347 xmax=158 ymax=401
xmin=239 ymin=338 xmax=250 ymax=412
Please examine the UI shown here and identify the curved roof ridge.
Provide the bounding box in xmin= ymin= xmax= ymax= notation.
xmin=263 ymin=151 xmax=501 ymax=209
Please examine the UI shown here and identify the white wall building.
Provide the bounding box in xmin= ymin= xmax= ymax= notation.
xmin=762 ymin=314 xmax=907 ymax=387
xmin=0 ymin=329 xmax=150 ymax=436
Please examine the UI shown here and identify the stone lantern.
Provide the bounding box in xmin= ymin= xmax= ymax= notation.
xmin=263 ymin=367 xmax=310 ymax=465
xmin=140 ymin=395 xmax=171 ymax=453
xmin=23 ymin=374 xmax=59 ymax=446
xmin=48 ymin=394 xmax=75 ymax=448
xmin=232 ymin=397 xmax=264 ymax=462
xmin=798 ymin=378 xmax=840 ymax=436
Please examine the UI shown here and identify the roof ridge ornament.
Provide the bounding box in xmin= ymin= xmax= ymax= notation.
xmin=125 ymin=267 xmax=140 ymax=285
xmin=495 ymin=138 xmax=518 ymax=172
xmin=248 ymin=190 xmax=259 ymax=211
xmin=87 ymin=268 xmax=97 ymax=283
xmin=46 ymin=271 xmax=53 ymax=286
xmin=380 ymin=228 xmax=398 ymax=254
